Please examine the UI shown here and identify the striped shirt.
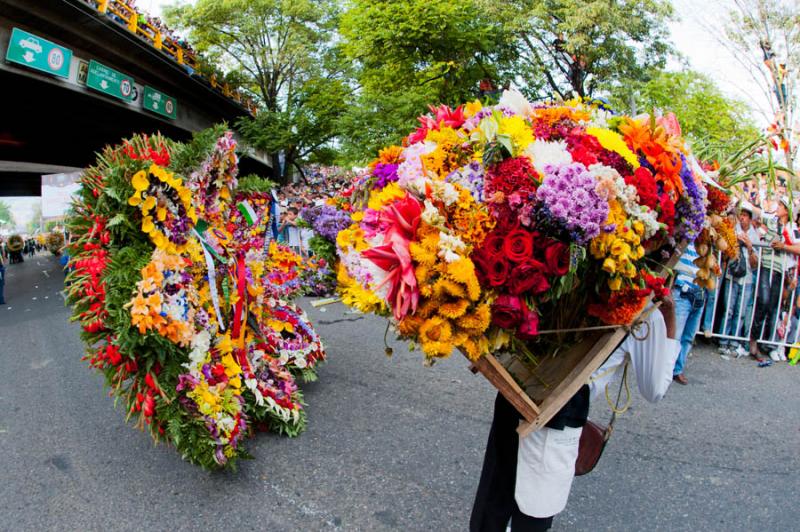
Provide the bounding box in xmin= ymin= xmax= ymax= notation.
xmin=674 ymin=243 xmax=699 ymax=285
xmin=759 ymin=215 xmax=798 ymax=274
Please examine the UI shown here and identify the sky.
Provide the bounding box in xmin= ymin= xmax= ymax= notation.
xmin=1 ymin=0 xmax=779 ymax=230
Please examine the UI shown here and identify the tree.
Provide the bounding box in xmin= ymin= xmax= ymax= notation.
xmin=0 ymin=201 xmax=14 ymax=230
xmin=338 ymin=0 xmax=515 ymax=161
xmin=610 ymin=70 xmax=761 ymax=152
xmin=26 ymin=203 xmax=42 ymax=234
xmin=165 ymin=0 xmax=347 ymax=180
xmin=505 ymin=0 xmax=674 ymax=99
xmin=718 ymin=0 xmax=799 ymax=171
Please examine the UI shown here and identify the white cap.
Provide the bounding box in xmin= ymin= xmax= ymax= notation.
xmin=515 ymin=425 xmax=582 ymax=518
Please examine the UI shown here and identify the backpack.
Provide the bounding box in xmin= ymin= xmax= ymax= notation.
xmin=728 ymin=243 xmax=748 ymax=279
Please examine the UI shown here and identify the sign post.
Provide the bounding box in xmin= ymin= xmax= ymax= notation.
xmin=5 ymin=27 xmax=72 ymax=79
xmin=143 ymin=86 xmax=177 ymax=119
xmin=86 ymin=59 xmax=135 ymax=102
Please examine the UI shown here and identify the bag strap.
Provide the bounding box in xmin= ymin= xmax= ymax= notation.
xmin=603 ymin=358 xmax=631 ymax=441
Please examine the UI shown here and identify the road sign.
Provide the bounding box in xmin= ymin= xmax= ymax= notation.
xmin=86 ymin=60 xmax=135 ymax=102
xmin=5 ymin=27 xmax=72 ymax=79
xmin=143 ymin=86 xmax=177 ymax=119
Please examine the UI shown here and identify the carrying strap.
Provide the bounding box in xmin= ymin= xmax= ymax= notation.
xmin=603 ymin=359 xmax=631 ymax=442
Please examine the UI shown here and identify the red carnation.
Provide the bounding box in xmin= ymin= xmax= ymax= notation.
xmin=485 ymin=157 xmax=538 ymax=199
xmin=491 ymin=294 xmax=525 ymax=329
xmin=625 ymin=167 xmax=659 ymax=210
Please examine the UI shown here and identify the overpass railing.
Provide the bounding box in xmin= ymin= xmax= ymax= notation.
xmin=88 ymin=0 xmax=256 ymax=115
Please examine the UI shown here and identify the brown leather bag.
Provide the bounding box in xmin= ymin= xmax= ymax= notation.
xmin=574 ymin=420 xmax=612 ymax=476
xmin=574 ymin=362 xmax=629 ymax=476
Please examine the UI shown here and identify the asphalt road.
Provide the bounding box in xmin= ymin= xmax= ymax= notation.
xmin=1 ymin=255 xmax=798 ymax=531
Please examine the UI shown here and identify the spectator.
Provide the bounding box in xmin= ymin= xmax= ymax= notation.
xmin=749 ymin=197 xmax=800 ymax=363
xmin=671 ymin=243 xmax=705 ymax=385
xmin=718 ymin=203 xmax=760 ymax=358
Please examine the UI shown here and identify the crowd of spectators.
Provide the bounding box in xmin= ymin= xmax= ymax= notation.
xmin=83 ymin=0 xmax=255 ymax=113
xmin=674 ymin=192 xmax=800 ymax=384
xmin=274 ymin=165 xmax=354 ymax=256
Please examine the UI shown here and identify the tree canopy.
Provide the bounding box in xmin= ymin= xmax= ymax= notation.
xmin=505 ymin=0 xmax=674 ymax=99
xmin=165 ymin=0 xmax=350 ymax=180
xmin=0 ymin=201 xmax=14 ymax=230
xmin=610 ymin=70 xmax=761 ymax=152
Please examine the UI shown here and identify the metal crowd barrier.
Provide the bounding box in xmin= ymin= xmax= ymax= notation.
xmin=701 ymin=243 xmax=800 ymax=351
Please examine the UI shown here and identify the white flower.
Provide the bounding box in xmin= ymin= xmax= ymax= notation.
xmin=421 ymin=199 xmax=445 ymax=227
xmin=431 ymin=182 xmax=460 ymax=206
xmin=499 ymin=88 xmax=532 ymax=117
xmin=526 ymin=139 xmax=572 ymax=176
xmin=438 ymin=232 xmax=466 ymax=263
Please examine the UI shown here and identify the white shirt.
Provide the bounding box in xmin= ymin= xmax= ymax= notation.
xmin=515 ymin=307 xmax=680 ymax=518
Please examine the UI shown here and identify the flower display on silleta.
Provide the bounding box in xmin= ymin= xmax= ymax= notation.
xmin=335 ymin=90 xmax=731 ymax=364
xmin=66 ymin=131 xmax=325 ymax=470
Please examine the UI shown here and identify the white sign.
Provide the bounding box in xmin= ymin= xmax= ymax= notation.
xmin=41 ymin=172 xmax=81 ymax=218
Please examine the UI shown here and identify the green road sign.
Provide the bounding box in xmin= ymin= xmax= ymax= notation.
xmin=86 ymin=60 xmax=135 ymax=102
xmin=5 ymin=27 xmax=72 ymax=79
xmin=143 ymin=86 xmax=177 ymax=119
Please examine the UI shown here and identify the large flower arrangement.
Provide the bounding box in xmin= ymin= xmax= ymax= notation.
xmin=46 ymin=232 xmax=66 ymax=255
xmin=336 ymin=91 xmax=727 ymax=364
xmin=298 ymin=204 xmax=353 ymax=296
xmin=66 ymin=131 xmax=324 ymax=469
xmin=7 ymin=234 xmax=23 ymax=253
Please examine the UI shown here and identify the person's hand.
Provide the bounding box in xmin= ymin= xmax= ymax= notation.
xmin=772 ymin=240 xmax=785 ymax=251
xmin=738 ymin=232 xmax=752 ymax=248
xmin=658 ymin=292 xmax=677 ymax=339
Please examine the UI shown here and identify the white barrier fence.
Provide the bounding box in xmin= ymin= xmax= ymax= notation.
xmin=701 ymin=244 xmax=800 ymax=351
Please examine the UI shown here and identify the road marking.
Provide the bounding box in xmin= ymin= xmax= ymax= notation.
xmin=31 ymin=359 xmax=53 ymax=370
xmin=32 ymin=297 xmax=37 ymax=301
xmin=42 ymin=270 xmax=50 ymax=278
xmin=44 ymin=296 xmax=49 ymax=300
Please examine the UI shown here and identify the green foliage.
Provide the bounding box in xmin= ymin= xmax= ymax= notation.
xmin=0 ymin=200 xmax=14 ymax=229
xmin=500 ymin=0 xmax=674 ymax=99
xmin=166 ymin=0 xmax=346 ymax=179
xmin=338 ymin=0 xmax=513 ymax=162
xmin=308 ymin=234 xmax=336 ymax=265
xmin=236 ymin=174 xmax=277 ymax=194
xmin=611 ymin=70 xmax=761 ymax=153
xmin=170 ymin=123 xmax=227 ymax=175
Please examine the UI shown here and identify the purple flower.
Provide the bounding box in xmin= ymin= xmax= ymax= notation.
xmin=372 ymin=163 xmax=399 ymax=189
xmin=674 ymin=154 xmax=706 ymax=241
xmin=535 ymin=162 xmax=608 ymax=245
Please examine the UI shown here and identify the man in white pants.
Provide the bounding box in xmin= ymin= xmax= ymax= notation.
xmin=471 ymin=296 xmax=678 ymax=531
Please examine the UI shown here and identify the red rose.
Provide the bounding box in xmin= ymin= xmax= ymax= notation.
xmin=509 ymin=259 xmax=550 ymax=295
xmin=544 ymin=241 xmax=570 ymax=276
xmin=491 ymin=294 xmax=524 ymax=329
xmin=486 ymin=256 xmax=509 ymax=287
xmin=504 ymin=229 xmax=534 ymax=263
xmin=516 ymin=304 xmax=540 ymax=340
xmin=482 ymin=234 xmax=506 ymax=259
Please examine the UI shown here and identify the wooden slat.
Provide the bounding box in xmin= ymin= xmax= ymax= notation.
xmin=517 ymin=328 xmax=628 ymax=437
xmin=471 ymin=354 xmax=540 ymax=422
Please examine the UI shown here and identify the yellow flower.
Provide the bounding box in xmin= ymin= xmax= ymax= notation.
xmin=438 ymin=298 xmax=470 ymax=319
xmin=142 ymin=195 xmax=156 ymax=213
xmin=132 ymin=170 xmax=149 ymax=192
xmin=367 ymin=182 xmax=405 ymax=211
xmin=141 ymin=216 xmax=155 ymax=234
xmin=464 ymin=100 xmax=482 ymax=118
xmin=585 ymin=127 xmax=640 ymax=169
xmin=602 ymin=258 xmax=617 ymax=274
xmin=498 ymin=115 xmax=534 ymax=154
xmin=216 ymin=334 xmax=234 ymax=355
xmin=608 ymin=276 xmax=623 ymax=290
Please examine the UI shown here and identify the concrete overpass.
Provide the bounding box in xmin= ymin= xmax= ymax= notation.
xmin=0 ymin=0 xmax=270 ymax=196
